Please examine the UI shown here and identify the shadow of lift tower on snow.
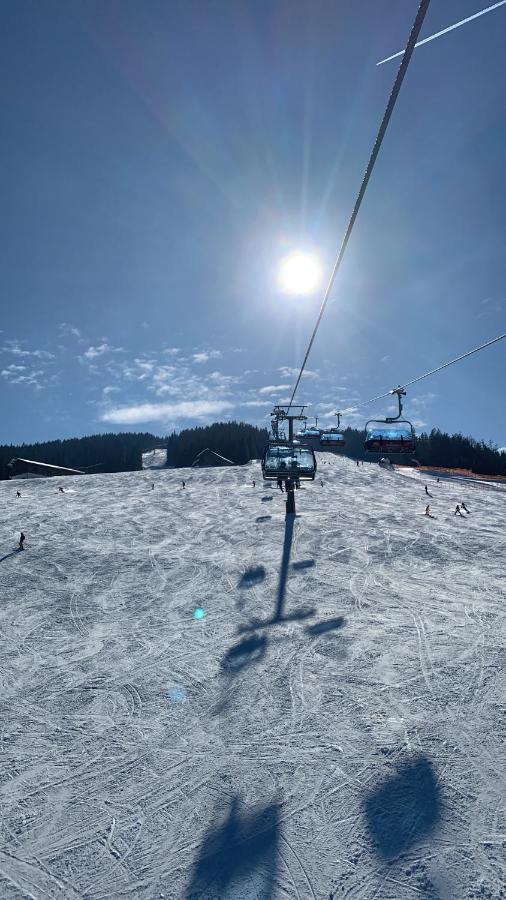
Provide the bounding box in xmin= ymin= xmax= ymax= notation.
xmin=239 ymin=513 xmax=315 ymax=633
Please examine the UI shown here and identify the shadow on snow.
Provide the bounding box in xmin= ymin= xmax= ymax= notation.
xmin=291 ymin=559 xmax=315 ymax=571
xmin=364 ymin=755 xmax=442 ymax=859
xmin=185 ymin=796 xmax=280 ymax=900
xmin=220 ymin=635 xmax=267 ymax=675
xmin=238 ymin=515 xmax=315 ymax=632
xmin=305 ymin=616 xmax=346 ymax=637
xmin=238 ymin=566 xmax=266 ymax=588
xmin=0 ymin=550 xmax=21 ymax=563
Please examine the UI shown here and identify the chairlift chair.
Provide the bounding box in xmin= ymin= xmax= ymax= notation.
xmin=301 ymin=427 xmax=322 ymax=440
xmin=320 ymin=413 xmax=346 ymax=448
xmin=320 ymin=430 xmax=346 ymax=448
xmin=364 ymin=387 xmax=415 ymax=454
xmin=261 ymin=443 xmax=317 ymax=481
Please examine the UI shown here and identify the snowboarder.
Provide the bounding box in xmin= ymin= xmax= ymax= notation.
xmin=16 ymin=491 xmax=21 ymax=498
xmin=276 ymin=476 xmax=284 ymax=493
xmin=19 ymin=532 xmax=25 ymax=550
xmin=461 ymin=502 xmax=470 ymax=514
xmin=424 ymin=485 xmax=432 ymax=497
xmin=454 ymin=504 xmax=464 ymax=517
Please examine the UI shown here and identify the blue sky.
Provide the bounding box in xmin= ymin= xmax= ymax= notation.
xmin=1 ymin=0 xmax=505 ymax=448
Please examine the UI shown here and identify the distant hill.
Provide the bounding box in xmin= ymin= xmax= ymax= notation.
xmin=1 ymin=422 xmax=504 ymax=480
xmin=0 ymin=432 xmax=162 ymax=480
xmin=165 ymin=422 xmax=269 ymax=469
xmin=338 ymin=427 xmax=506 ymax=476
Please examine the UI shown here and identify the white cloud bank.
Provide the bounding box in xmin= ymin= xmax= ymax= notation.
xmin=101 ymin=400 xmax=234 ymax=424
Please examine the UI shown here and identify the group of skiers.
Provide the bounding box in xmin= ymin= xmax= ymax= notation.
xmin=424 ymin=480 xmax=470 ymax=519
xmin=14 ymin=484 xmax=68 ymax=551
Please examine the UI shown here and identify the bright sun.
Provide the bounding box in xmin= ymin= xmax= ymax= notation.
xmin=278 ymin=251 xmax=322 ymax=295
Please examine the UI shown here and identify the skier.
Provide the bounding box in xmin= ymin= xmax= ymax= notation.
xmin=454 ymin=504 xmax=464 ymax=517
xmin=424 ymin=485 xmax=432 ymax=497
xmin=19 ymin=532 xmax=25 ymax=551
xmin=16 ymin=491 xmax=21 ymax=498
xmin=461 ymin=502 xmax=470 ymax=514
xmin=58 ymin=486 xmax=65 ymax=493
xmin=425 ymin=504 xmax=431 ymax=516
xmin=276 ymin=476 xmax=284 ymax=493
xmin=252 ymin=480 xmax=256 ymax=488
xmin=151 ymin=483 xmax=154 ymax=490
xmin=320 ymin=479 xmax=324 ymax=487
xmin=182 ymin=481 xmax=186 ymax=489
xmin=356 ymin=460 xmax=359 ymax=467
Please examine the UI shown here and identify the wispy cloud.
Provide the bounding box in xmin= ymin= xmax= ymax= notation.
xmin=83 ymin=343 xmax=118 ymax=359
xmin=2 ymin=365 xmax=45 ymax=388
xmin=59 ymin=322 xmax=82 ymax=340
xmin=192 ymin=350 xmax=222 ymax=364
xmin=101 ymin=399 xmax=234 ymax=424
xmin=259 ymin=384 xmax=290 ymax=395
xmin=476 ymin=296 xmax=503 ymax=319
xmin=278 ymin=366 xmax=319 ymax=379
xmin=1 ymin=340 xmax=54 ymax=359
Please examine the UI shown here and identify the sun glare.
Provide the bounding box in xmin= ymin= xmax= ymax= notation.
xmin=278 ymin=251 xmax=322 ymax=295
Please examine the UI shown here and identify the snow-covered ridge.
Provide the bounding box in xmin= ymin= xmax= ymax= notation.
xmin=0 ymin=454 xmax=504 ymax=898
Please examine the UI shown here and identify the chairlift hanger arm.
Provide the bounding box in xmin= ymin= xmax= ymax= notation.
xmin=385 ymin=386 xmax=405 ymax=422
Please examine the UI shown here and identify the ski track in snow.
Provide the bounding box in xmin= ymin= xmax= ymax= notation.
xmin=0 ymin=457 xmax=505 ymax=899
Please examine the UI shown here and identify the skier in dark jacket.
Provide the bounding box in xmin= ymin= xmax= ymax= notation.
xmin=19 ymin=532 xmax=25 ymax=550
xmin=461 ymin=502 xmax=470 ymax=514
xmin=16 ymin=491 xmax=21 ymax=498
xmin=454 ymin=504 xmax=464 ymax=517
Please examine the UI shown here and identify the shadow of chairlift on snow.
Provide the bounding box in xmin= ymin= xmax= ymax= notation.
xmin=291 ymin=558 xmax=315 ymax=571
xmin=238 ymin=566 xmax=266 ymax=588
xmin=185 ymin=796 xmax=280 ymax=900
xmin=220 ymin=634 xmax=267 ymax=676
xmin=364 ymin=755 xmax=442 ymax=860
xmin=238 ymin=514 xmax=315 ymax=633
xmin=305 ymin=616 xmax=346 ymax=637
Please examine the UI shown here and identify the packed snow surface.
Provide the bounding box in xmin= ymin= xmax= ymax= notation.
xmin=142 ymin=448 xmax=167 ymax=469
xmin=1 ymin=456 xmax=504 ymax=899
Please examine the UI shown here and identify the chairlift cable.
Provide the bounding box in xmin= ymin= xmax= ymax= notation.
xmin=341 ymin=330 xmax=506 ymax=414
xmin=287 ymin=0 xmax=432 ymax=410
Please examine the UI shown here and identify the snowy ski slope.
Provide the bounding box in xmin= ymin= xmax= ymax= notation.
xmin=142 ymin=449 xmax=168 ymax=469
xmin=0 ymin=455 xmax=504 ymax=899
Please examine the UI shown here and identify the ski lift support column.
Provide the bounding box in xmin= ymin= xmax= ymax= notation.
xmin=270 ymin=405 xmax=307 ymax=515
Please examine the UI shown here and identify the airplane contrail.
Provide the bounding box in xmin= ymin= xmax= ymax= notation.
xmin=377 ymin=0 xmax=506 ymax=65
